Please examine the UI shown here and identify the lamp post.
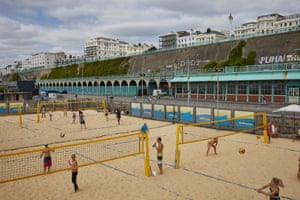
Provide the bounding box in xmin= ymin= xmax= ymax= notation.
xmin=81 ymin=65 xmax=83 ymax=98
xmin=215 ymin=68 xmax=222 ymax=108
xmin=140 ymin=73 xmax=145 ymax=101
xmin=215 ymin=68 xmax=222 ymax=129
xmin=187 ymin=57 xmax=190 ymax=104
xmin=228 ymin=12 xmax=233 ymax=37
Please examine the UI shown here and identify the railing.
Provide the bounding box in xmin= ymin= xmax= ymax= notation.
xmin=7 ymin=28 xmax=300 ymax=76
xmin=174 ymin=62 xmax=300 ymax=76
xmin=36 ymin=71 xmax=175 ymax=83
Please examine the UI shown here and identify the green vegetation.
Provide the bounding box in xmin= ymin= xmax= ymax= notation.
xmin=41 ymin=57 xmax=130 ymax=79
xmin=83 ymin=57 xmax=129 ymax=77
xmin=11 ymin=73 xmax=21 ymax=81
xmin=46 ymin=64 xmax=78 ymax=79
xmin=203 ymin=40 xmax=257 ymax=70
xmin=152 ymin=68 xmax=161 ymax=73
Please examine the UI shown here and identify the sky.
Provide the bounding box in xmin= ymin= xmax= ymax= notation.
xmin=0 ymin=0 xmax=299 ymax=67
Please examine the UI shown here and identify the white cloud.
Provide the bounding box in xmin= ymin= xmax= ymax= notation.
xmin=0 ymin=0 xmax=299 ymax=67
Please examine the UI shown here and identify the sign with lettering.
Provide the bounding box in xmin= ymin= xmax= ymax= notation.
xmin=259 ymin=54 xmax=300 ymax=64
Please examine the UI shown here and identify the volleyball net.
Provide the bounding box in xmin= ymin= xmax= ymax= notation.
xmin=174 ymin=112 xmax=267 ymax=168
xmin=0 ymin=131 xmax=146 ymax=184
xmin=36 ymin=99 xmax=106 ymax=122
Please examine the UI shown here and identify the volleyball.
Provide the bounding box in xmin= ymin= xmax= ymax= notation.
xmin=256 ymin=135 xmax=261 ymax=140
xmin=239 ymin=147 xmax=245 ymax=154
xmin=60 ymin=132 xmax=65 ymax=138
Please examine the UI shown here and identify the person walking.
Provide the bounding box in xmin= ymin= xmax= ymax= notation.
xmin=68 ymin=154 xmax=79 ymax=192
xmin=116 ymin=109 xmax=121 ymax=125
xmin=141 ymin=123 xmax=148 ymax=139
xmin=41 ymin=105 xmax=46 ymax=118
xmin=63 ymin=105 xmax=67 ymax=117
xmin=49 ymin=110 xmax=53 ymax=121
xmin=79 ymin=111 xmax=86 ymax=129
xmin=72 ymin=110 xmax=77 ymax=124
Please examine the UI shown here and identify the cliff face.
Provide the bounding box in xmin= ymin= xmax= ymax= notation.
xmin=128 ymin=31 xmax=300 ymax=73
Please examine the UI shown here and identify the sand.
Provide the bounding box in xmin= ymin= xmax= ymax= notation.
xmin=0 ymin=110 xmax=299 ymax=200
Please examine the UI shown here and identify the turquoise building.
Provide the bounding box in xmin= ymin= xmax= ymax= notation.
xmin=37 ymin=62 xmax=300 ymax=104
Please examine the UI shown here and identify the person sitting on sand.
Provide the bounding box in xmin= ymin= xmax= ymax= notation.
xmin=206 ymin=137 xmax=218 ymax=156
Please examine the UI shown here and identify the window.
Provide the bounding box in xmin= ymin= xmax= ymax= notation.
xmin=261 ymin=82 xmax=272 ymax=95
xmin=176 ymin=83 xmax=183 ymax=94
xmin=191 ymin=83 xmax=197 ymax=94
xmin=199 ymin=84 xmax=205 ymax=94
xmin=249 ymin=82 xmax=258 ymax=94
xmin=228 ymin=82 xmax=235 ymax=94
xmin=238 ymin=83 xmax=247 ymax=94
xmin=274 ymin=82 xmax=285 ymax=95
xmin=207 ymin=83 xmax=214 ymax=94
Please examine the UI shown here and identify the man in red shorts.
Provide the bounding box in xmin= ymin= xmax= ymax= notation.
xmin=40 ymin=144 xmax=55 ymax=173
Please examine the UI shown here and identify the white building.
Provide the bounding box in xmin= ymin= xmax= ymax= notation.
xmin=274 ymin=13 xmax=300 ymax=33
xmin=127 ymin=43 xmax=155 ymax=55
xmin=195 ymin=29 xmax=227 ymax=44
xmin=233 ymin=13 xmax=300 ymax=37
xmin=177 ymin=29 xmax=201 ymax=48
xmin=84 ymin=37 xmax=129 ymax=60
xmin=22 ymin=52 xmax=57 ymax=70
xmin=0 ymin=67 xmax=6 ymax=77
xmin=256 ymin=13 xmax=284 ymax=34
xmin=234 ymin=22 xmax=257 ymax=37
xmin=159 ymin=29 xmax=226 ymax=49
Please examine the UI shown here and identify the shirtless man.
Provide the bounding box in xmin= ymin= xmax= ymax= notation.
xmin=155 ymin=137 xmax=164 ymax=175
xmin=40 ymin=144 xmax=55 ymax=173
xmin=206 ymin=137 xmax=218 ymax=156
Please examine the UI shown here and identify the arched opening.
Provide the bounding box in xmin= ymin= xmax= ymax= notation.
xmin=138 ymin=80 xmax=147 ymax=96
xmin=149 ymin=79 xmax=158 ymax=96
xmin=159 ymin=79 xmax=169 ymax=95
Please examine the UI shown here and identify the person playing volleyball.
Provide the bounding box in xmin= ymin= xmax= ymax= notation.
xmin=256 ymin=177 xmax=284 ymax=200
xmin=154 ymin=137 xmax=164 ymax=175
xmin=69 ymin=154 xmax=79 ymax=192
xmin=40 ymin=144 xmax=54 ymax=173
xmin=206 ymin=137 xmax=218 ymax=156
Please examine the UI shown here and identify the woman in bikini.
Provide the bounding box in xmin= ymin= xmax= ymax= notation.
xmin=256 ymin=177 xmax=284 ymax=200
xmin=206 ymin=137 xmax=218 ymax=156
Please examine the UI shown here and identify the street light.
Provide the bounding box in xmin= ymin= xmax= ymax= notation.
xmin=215 ymin=68 xmax=222 ymax=129
xmin=228 ymin=12 xmax=234 ymax=37
xmin=187 ymin=57 xmax=190 ymax=104
xmin=81 ymin=62 xmax=84 ymax=99
xmin=215 ymin=68 xmax=222 ymax=108
xmin=140 ymin=73 xmax=146 ymax=101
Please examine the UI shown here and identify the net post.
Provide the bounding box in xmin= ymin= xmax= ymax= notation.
xmin=144 ymin=130 xmax=151 ymax=177
xmin=18 ymin=105 xmax=22 ymax=126
xmin=262 ymin=112 xmax=268 ymax=143
xmin=175 ymin=124 xmax=181 ymax=169
xmin=37 ymin=103 xmax=40 ymax=123
xmin=102 ymin=99 xmax=107 ymax=117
